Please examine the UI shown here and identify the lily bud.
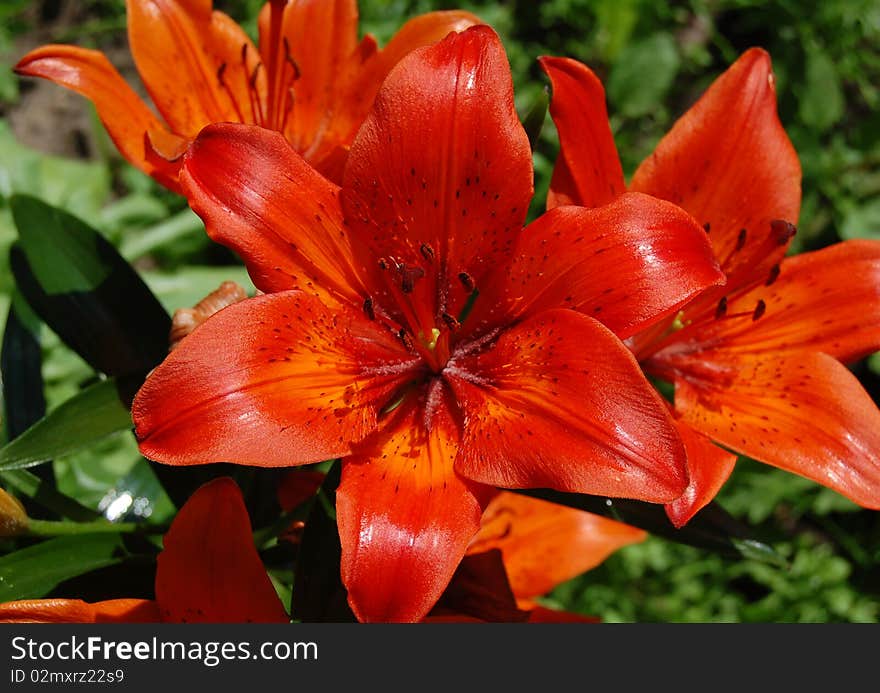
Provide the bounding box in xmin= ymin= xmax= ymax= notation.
xmin=0 ymin=488 xmax=28 ymax=537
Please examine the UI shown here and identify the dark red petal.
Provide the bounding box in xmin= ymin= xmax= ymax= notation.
xmin=155 ymin=477 xmax=287 ymax=623
xmin=664 ymin=420 xmax=738 ymax=528
xmin=342 ymin=25 xmax=533 ymax=322
xmin=127 ymin=0 xmax=259 ymax=135
xmin=448 ymin=309 xmax=688 ymax=502
xmin=337 ymin=399 xmax=487 ymax=622
xmin=0 ymin=599 xmax=159 ymax=623
xmin=539 ymin=56 xmax=625 ymax=209
xmin=133 ymin=291 xmax=413 ymax=467
xmin=630 ymin=48 xmax=801 ymax=294
xmin=14 ymin=45 xmax=182 ymax=191
xmin=657 ymin=240 xmax=880 ymax=366
xmin=181 ymin=123 xmax=372 ymax=302
xmin=675 ymin=352 xmax=880 ymax=510
xmin=478 ymin=193 xmax=723 ymax=340
xmin=468 ymin=492 xmax=646 ymax=599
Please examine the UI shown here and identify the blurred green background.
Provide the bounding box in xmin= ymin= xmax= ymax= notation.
xmin=0 ymin=0 xmax=879 ymax=622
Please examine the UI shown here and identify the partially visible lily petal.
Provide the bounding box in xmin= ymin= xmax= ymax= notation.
xmin=482 ymin=193 xmax=723 ymax=340
xmin=665 ymin=421 xmax=738 ymax=528
xmin=337 ymin=398 xmax=487 ymax=623
xmin=629 ymin=48 xmax=801 ymax=295
xmin=133 ymin=291 xmax=413 ymax=467
xmin=449 ymin=309 xmax=688 ymax=502
xmin=0 ymin=599 xmax=159 ymax=623
xmin=667 ymin=240 xmax=880 ymax=365
xmin=468 ymin=491 xmax=647 ymax=599
xmin=13 ymin=45 xmax=181 ymax=190
xmin=539 ymin=56 xmax=625 ymax=209
xmin=126 ymin=0 xmax=260 ymax=134
xmin=342 ymin=26 xmax=533 ymax=323
xmin=156 ymin=477 xmax=288 ymax=623
xmin=181 ymin=123 xmax=369 ymax=304
xmin=675 ymin=352 xmax=880 ymax=509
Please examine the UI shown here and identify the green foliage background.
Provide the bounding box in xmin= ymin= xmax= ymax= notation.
xmin=0 ymin=0 xmax=879 ymax=622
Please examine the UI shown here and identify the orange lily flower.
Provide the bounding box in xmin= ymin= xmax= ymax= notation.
xmin=0 ymin=478 xmax=288 ymax=623
xmin=14 ymin=0 xmax=480 ymax=191
xmin=541 ymin=49 xmax=880 ymax=525
xmin=130 ymin=26 xmax=725 ymax=622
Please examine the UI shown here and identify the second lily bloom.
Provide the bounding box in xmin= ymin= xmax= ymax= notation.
xmin=542 ymin=49 xmax=880 ymax=523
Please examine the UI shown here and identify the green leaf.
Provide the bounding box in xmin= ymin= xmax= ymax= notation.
xmin=840 ymin=198 xmax=880 ymax=241
xmin=607 ymin=33 xmax=681 ymax=118
xmin=515 ymin=489 xmax=786 ymax=566
xmin=0 ymin=376 xmax=136 ymax=472
xmin=10 ymin=194 xmax=171 ymax=377
xmin=799 ymin=46 xmax=845 ymax=133
xmin=0 ymin=533 xmax=124 ymax=601
xmin=291 ymin=461 xmax=356 ymax=622
xmin=1 ymin=469 xmax=99 ymax=521
xmin=1 ymin=292 xmax=46 ymax=442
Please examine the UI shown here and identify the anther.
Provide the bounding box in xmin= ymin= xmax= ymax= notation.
xmin=441 ymin=312 xmax=460 ymax=331
xmin=736 ymin=228 xmax=747 ymax=251
xmin=770 ymin=219 xmax=797 ymax=244
xmin=752 ymin=299 xmax=766 ymax=321
xmin=398 ymin=328 xmax=414 ymax=351
xmin=420 ymin=243 xmax=435 ymax=263
xmin=765 ymin=264 xmax=781 ymax=286
xmin=249 ymin=63 xmax=262 ymax=90
xmin=715 ymin=296 xmax=728 ymax=319
xmin=363 ymin=297 xmax=375 ymax=321
xmin=398 ymin=264 xmax=425 ymax=294
xmin=282 ymin=38 xmax=301 ymax=79
xmin=217 ymin=62 xmax=227 ymax=84
xmin=458 ymin=272 xmax=475 ymax=293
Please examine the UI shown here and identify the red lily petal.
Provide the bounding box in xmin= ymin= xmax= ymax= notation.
xmin=675 ymin=352 xmax=880 ymax=509
xmin=126 ymin=0 xmax=259 ymax=135
xmin=263 ymin=0 xmax=359 ymax=158
xmin=342 ymin=25 xmax=533 ymax=322
xmin=337 ymin=399 xmax=487 ymax=623
xmin=0 ymin=599 xmax=159 ymax=623
xmin=481 ymin=193 xmax=723 ymax=340
xmin=133 ymin=290 xmax=412 ymax=467
xmin=13 ymin=45 xmax=181 ymax=191
xmin=660 ymin=240 xmax=880 ymax=365
xmin=665 ymin=420 xmax=737 ymax=529
xmin=180 ymin=123 xmax=370 ymax=303
xmin=539 ymin=56 xmax=625 ymax=209
xmin=630 ymin=48 xmax=801 ymax=293
xmin=468 ymin=492 xmax=647 ymax=599
xmin=448 ymin=309 xmax=688 ymax=502
xmin=156 ymin=477 xmax=288 ymax=623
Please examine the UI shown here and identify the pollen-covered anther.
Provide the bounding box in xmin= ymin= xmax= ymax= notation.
xmin=765 ymin=264 xmax=781 ymax=286
xmin=363 ymin=297 xmax=375 ymax=321
xmin=752 ymin=299 xmax=766 ymax=321
xmin=770 ymin=219 xmax=797 ymax=244
xmin=458 ymin=272 xmax=476 ymax=293
xmin=397 ymin=262 xmax=425 ymax=294
xmin=441 ymin=312 xmax=460 ymax=331
xmin=398 ymin=327 xmax=415 ymax=351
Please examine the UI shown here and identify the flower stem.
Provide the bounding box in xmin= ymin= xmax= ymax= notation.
xmin=26 ymin=519 xmax=166 ymax=537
